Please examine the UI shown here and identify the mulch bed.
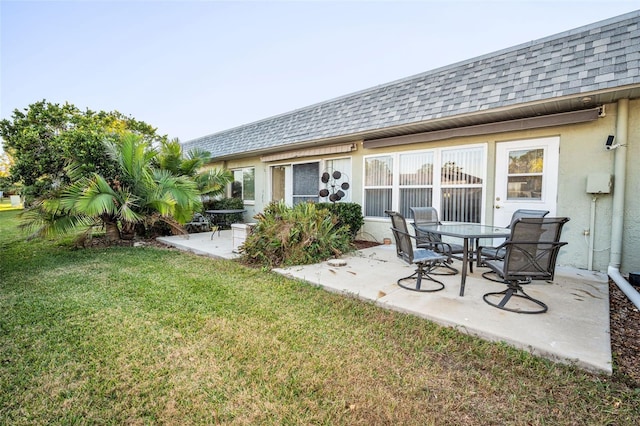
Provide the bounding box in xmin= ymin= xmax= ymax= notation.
xmin=609 ymin=281 xmax=640 ymax=386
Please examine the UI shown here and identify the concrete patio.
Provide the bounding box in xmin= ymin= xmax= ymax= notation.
xmin=157 ymin=230 xmax=611 ymax=374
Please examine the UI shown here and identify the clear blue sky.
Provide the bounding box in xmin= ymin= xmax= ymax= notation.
xmin=1 ymin=0 xmax=638 ymax=145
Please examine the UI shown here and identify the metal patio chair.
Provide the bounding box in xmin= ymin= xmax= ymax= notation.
xmin=410 ymin=206 xmax=464 ymax=275
xmin=385 ymin=210 xmax=448 ymax=292
xmin=477 ymin=209 xmax=549 ymax=268
xmin=481 ymin=217 xmax=569 ymax=314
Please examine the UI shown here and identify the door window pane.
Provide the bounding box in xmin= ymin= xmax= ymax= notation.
xmin=508 ymin=149 xmax=543 ymax=173
xmin=507 ymin=148 xmax=543 ymax=200
xmin=507 ymin=176 xmax=542 ymax=199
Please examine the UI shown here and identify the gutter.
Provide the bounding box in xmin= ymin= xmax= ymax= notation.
xmin=607 ymin=98 xmax=640 ymax=310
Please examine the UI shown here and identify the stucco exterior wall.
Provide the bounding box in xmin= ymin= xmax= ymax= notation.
xmin=205 ymin=100 xmax=639 ymax=273
xmin=622 ymin=100 xmax=640 ymax=274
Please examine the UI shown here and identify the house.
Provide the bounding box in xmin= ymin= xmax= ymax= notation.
xmin=183 ymin=11 xmax=640 ymax=276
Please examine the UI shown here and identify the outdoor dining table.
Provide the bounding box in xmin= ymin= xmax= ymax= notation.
xmin=415 ymin=222 xmax=511 ymax=297
xmin=205 ymin=209 xmax=247 ymax=230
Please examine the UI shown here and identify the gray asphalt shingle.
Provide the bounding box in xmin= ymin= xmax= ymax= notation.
xmin=184 ymin=11 xmax=640 ymax=159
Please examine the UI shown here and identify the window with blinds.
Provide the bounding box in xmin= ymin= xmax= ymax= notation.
xmin=364 ymin=144 xmax=486 ymax=222
xmin=440 ymin=147 xmax=484 ymax=223
xmin=364 ymin=156 xmax=393 ymax=217
xmin=399 ymin=151 xmax=434 ymax=218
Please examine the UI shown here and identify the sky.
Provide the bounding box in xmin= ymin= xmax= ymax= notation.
xmin=1 ymin=0 xmax=639 ymax=147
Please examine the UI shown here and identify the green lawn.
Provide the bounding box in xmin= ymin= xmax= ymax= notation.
xmin=1 ymin=210 xmax=638 ymax=425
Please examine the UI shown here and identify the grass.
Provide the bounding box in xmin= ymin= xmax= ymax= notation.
xmin=1 ymin=209 xmax=639 ymax=425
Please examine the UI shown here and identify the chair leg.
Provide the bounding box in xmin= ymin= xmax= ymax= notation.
xmin=428 ymin=261 xmax=459 ymax=275
xmin=483 ymin=281 xmax=548 ymax=314
xmin=397 ymin=263 xmax=445 ymax=292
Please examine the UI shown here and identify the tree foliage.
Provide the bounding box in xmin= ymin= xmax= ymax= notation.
xmin=0 ymin=100 xmax=165 ymax=203
xmin=155 ymin=138 xmax=232 ymax=197
xmin=22 ymin=134 xmax=202 ymax=241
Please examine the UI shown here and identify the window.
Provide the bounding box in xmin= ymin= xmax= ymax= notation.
xmin=506 ymin=148 xmax=544 ymax=200
xmin=232 ymin=167 xmax=255 ymax=203
xmin=320 ymin=158 xmax=352 ymax=203
xmin=271 ymin=157 xmax=352 ymax=206
xmin=399 ymin=151 xmax=433 ymax=217
xmin=440 ymin=146 xmax=484 ymax=222
xmin=292 ymin=162 xmax=319 ymax=205
xmin=364 ymin=155 xmax=393 ymax=217
xmin=364 ymin=145 xmax=486 ymax=222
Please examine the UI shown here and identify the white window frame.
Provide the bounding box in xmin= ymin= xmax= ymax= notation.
xmin=268 ymin=157 xmax=353 ymax=206
xmin=231 ymin=167 xmax=255 ymax=205
xmin=363 ymin=143 xmax=487 ymax=221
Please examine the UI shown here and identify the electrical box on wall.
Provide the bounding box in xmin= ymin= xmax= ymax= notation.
xmin=586 ymin=173 xmax=612 ymax=194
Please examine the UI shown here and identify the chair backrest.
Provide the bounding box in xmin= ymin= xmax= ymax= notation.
xmin=507 ymin=209 xmax=550 ymax=228
xmin=410 ymin=207 xmax=440 ymax=225
xmin=410 ymin=207 xmax=442 ymax=244
xmin=385 ymin=210 xmax=415 ymax=264
xmin=502 ymin=217 xmax=569 ymax=281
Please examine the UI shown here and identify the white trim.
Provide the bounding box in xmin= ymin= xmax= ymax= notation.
xmin=363 ymin=143 xmax=488 ymax=220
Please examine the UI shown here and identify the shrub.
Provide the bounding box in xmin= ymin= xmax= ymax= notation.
xmin=316 ymin=202 xmax=364 ymax=240
xmin=203 ymin=197 xmax=245 ymax=224
xmin=241 ymin=201 xmax=353 ymax=268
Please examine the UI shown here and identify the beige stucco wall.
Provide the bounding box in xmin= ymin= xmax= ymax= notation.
xmin=206 ymin=99 xmax=640 ymax=273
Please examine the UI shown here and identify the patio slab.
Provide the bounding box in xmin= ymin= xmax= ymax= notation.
xmin=157 ymin=232 xmax=611 ymax=374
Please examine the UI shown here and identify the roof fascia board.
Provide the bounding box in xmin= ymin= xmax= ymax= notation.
xmin=363 ymin=108 xmax=600 ymax=149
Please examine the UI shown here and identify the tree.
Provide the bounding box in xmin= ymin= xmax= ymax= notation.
xmin=23 ymin=133 xmax=202 ymax=242
xmin=0 ymin=152 xmax=15 ymax=195
xmin=0 ymin=100 xmax=165 ymax=204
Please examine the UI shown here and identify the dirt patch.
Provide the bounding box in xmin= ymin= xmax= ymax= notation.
xmin=353 ymin=240 xmax=383 ymax=250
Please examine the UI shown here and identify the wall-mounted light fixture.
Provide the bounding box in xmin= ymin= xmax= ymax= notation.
xmin=605 ymin=135 xmax=619 ymax=151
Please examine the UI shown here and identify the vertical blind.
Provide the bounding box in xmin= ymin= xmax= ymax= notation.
xmin=364 ymin=156 xmax=393 ymax=217
xmin=399 ymin=152 xmax=434 ymax=218
xmin=364 ymin=145 xmax=485 ymax=222
xmin=440 ymin=147 xmax=484 ymax=223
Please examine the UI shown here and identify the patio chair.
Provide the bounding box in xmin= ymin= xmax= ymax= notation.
xmin=185 ymin=213 xmax=211 ymax=233
xmin=481 ymin=217 xmax=569 ymax=314
xmin=476 ymin=209 xmax=549 ymax=267
xmin=385 ymin=210 xmax=449 ymax=292
xmin=410 ymin=206 xmax=464 ymax=275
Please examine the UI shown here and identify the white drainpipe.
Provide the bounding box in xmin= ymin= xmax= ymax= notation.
xmin=607 ymin=98 xmax=640 ymax=309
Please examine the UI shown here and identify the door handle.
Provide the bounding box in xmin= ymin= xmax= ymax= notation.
xmin=495 ymin=205 xmax=501 ymax=209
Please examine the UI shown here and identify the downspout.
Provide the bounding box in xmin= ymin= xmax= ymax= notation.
xmin=607 ymin=98 xmax=640 ymax=309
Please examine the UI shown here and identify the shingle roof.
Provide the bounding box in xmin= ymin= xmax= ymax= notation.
xmin=184 ymin=11 xmax=640 ymax=159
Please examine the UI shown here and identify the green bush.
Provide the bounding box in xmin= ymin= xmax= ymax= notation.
xmin=241 ymin=201 xmax=353 ymax=268
xmin=316 ymin=202 xmax=364 ymax=240
xmin=203 ymin=197 xmax=245 ymax=224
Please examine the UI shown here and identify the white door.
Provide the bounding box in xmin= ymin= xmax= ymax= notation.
xmin=493 ymin=137 xmax=559 ymax=227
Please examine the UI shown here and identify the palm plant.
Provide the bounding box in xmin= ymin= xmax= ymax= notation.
xmin=22 ymin=133 xmax=202 ymax=241
xmin=156 ymin=138 xmax=232 ymax=198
